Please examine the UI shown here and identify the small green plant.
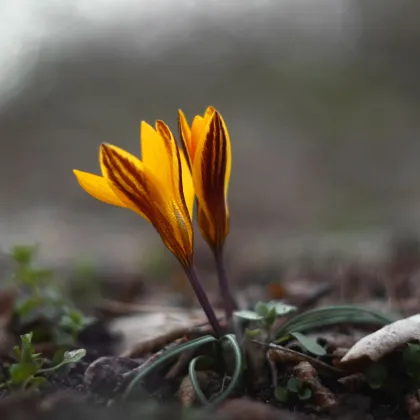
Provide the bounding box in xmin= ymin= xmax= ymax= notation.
xmin=58 ymin=309 xmax=96 ymax=344
xmin=235 ymin=301 xmax=327 ymax=356
xmin=6 ymin=245 xmax=95 ymax=346
xmin=234 ymin=301 xmax=297 ymax=340
xmin=1 ymin=333 xmax=86 ymax=390
xmin=274 ymin=378 xmax=312 ymax=403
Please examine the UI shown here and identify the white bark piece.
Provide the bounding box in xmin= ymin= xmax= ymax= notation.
xmin=341 ymin=314 xmax=420 ymax=364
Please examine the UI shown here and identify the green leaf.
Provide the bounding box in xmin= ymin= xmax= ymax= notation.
xmin=11 ymin=245 xmax=36 ymax=266
xmin=124 ymin=335 xmax=218 ymax=400
xmin=206 ymin=334 xmax=243 ymax=407
xmin=20 ymin=333 xmax=34 ymax=363
xmin=264 ymin=307 xmax=277 ymax=326
xmin=266 ymin=301 xmax=297 ymax=317
xmin=39 ymin=349 xmax=86 ymax=375
xmin=274 ymin=305 xmax=398 ymax=340
xmin=9 ymin=363 xmax=37 ymax=384
xmin=255 ymin=302 xmax=269 ymax=317
xmin=189 ymin=356 xmax=215 ymax=404
xmin=289 ymin=332 xmax=327 ymax=356
xmin=366 ymin=364 xmax=388 ymax=389
xmin=62 ymin=349 xmax=86 ymax=364
xmin=298 ymin=387 xmax=312 ymax=401
xmin=286 ymin=377 xmax=303 ymax=393
xmin=274 ymin=386 xmax=289 ymax=402
xmin=233 ymin=310 xmax=263 ymax=321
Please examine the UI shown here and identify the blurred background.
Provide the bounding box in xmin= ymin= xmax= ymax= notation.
xmin=0 ymin=0 xmax=420 ymax=272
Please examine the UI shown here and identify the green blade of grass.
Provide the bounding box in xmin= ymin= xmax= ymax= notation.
xmin=123 ymin=335 xmax=217 ymax=400
xmin=274 ymin=305 xmax=398 ymax=340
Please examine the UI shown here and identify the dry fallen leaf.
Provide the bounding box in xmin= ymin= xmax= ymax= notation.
xmin=109 ymin=308 xmax=223 ymax=355
xmin=341 ymin=314 xmax=420 ymax=364
xmin=294 ymin=361 xmax=338 ymax=412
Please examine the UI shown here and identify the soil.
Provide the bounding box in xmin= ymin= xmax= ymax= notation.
xmin=1 ymin=234 xmax=420 ymax=420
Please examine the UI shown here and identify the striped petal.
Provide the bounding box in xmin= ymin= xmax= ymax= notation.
xmin=149 ymin=121 xmax=194 ymax=266
xmin=99 ymin=144 xmax=151 ymax=222
xmin=190 ymin=107 xmax=215 ymax=161
xmin=193 ymin=111 xmax=231 ymax=248
xmin=73 ymin=170 xmax=125 ymax=208
xmin=178 ymin=109 xmax=192 ymax=170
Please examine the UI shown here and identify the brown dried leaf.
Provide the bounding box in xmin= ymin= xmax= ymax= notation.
xmin=294 ymin=362 xmax=338 ymax=412
xmin=340 ymin=314 xmax=420 ymax=364
xmin=113 ymin=308 xmax=223 ymax=356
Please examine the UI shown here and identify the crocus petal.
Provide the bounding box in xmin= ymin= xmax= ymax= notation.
xmin=134 ymin=121 xmax=192 ymax=267
xmin=140 ymin=121 xmax=173 ymax=192
xmin=178 ymin=107 xmax=216 ymax=166
xmin=99 ymin=144 xmax=152 ymax=222
xmin=73 ymin=170 xmax=125 ymax=208
xmin=178 ymin=109 xmax=192 ymax=170
xmin=193 ymin=111 xmax=231 ymax=247
xmin=180 ymin=149 xmax=194 ymax=218
xmin=190 ymin=116 xmax=205 ymax=161
xmin=156 ymin=121 xmax=191 ymax=225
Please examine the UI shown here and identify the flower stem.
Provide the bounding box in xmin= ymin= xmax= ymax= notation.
xmin=213 ymin=247 xmax=236 ymax=321
xmin=184 ymin=264 xmax=222 ymax=337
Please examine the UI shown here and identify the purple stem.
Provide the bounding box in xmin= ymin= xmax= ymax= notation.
xmin=213 ymin=247 xmax=236 ymax=321
xmin=184 ymin=264 xmax=222 ymax=337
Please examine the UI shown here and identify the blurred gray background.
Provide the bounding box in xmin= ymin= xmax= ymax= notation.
xmin=0 ymin=0 xmax=419 ymax=269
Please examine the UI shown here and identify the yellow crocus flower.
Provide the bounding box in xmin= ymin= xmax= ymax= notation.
xmin=73 ymin=120 xmax=195 ymax=269
xmin=178 ymin=107 xmax=235 ymax=319
xmin=178 ymin=107 xmax=231 ymax=251
xmin=73 ymin=119 xmax=222 ymax=335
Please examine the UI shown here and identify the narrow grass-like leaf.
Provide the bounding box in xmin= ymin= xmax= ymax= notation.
xmin=209 ymin=334 xmax=243 ymax=407
xmin=123 ymin=335 xmax=217 ymax=400
xmin=274 ymin=305 xmax=398 ymax=340
xmin=189 ymin=356 xmax=215 ymax=405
